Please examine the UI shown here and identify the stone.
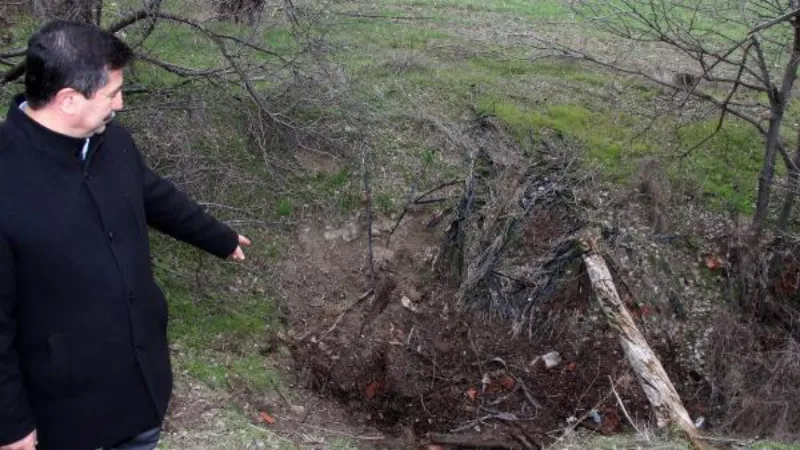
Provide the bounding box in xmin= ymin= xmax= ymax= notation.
xmin=542 ymin=351 xmax=562 ymax=369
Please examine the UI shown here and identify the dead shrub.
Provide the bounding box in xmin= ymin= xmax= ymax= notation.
xmin=211 ymin=0 xmax=266 ymax=25
xmin=706 ymin=312 xmax=800 ymax=440
xmin=634 ymin=158 xmax=671 ymax=234
xmin=383 ymin=51 xmax=429 ymax=74
xmin=721 ymin=234 xmax=800 ymax=338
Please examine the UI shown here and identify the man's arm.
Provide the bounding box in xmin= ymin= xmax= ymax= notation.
xmin=0 ymin=232 xmax=37 ymax=448
xmin=136 ymin=148 xmax=241 ymax=258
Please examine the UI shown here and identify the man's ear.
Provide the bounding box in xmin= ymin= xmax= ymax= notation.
xmin=53 ymin=88 xmax=82 ymax=116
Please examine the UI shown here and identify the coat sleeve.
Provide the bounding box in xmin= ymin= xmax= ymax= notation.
xmin=136 ymin=147 xmax=239 ymax=258
xmin=0 ymin=231 xmax=36 ymax=446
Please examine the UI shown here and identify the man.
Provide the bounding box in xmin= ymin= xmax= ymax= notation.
xmin=0 ymin=21 xmax=251 ymax=450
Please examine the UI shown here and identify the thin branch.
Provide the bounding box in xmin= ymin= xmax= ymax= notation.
xmin=749 ymin=7 xmax=800 ymax=35
xmin=681 ymin=42 xmax=752 ymax=159
xmin=750 ymin=36 xmax=777 ymax=102
xmin=319 ymin=289 xmax=375 ymax=340
xmin=537 ymin=40 xmax=765 ymax=134
xmin=609 ymin=375 xmax=641 ymax=434
xmin=386 ymin=178 xmax=461 ymax=243
xmin=362 ymin=143 xmax=376 ymax=291
xmin=333 ymin=12 xmax=435 ymax=21
xmin=134 ymin=53 xmax=232 ymax=77
xmin=2 ymin=10 xmax=290 ymax=86
xmin=0 ymin=48 xmax=25 ymax=58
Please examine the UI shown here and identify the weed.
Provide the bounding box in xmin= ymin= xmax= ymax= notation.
xmin=276 ymin=198 xmax=294 ymax=217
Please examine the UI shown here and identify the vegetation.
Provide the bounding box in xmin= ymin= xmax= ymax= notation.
xmin=3 ymin=0 xmax=800 ymax=448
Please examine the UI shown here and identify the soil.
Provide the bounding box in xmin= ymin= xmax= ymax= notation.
xmin=276 ymin=204 xmax=662 ymax=448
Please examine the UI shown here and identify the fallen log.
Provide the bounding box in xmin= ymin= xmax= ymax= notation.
xmin=578 ymin=231 xmax=706 ymax=449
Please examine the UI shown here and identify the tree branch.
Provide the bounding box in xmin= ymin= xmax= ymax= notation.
xmin=681 ymin=42 xmax=753 ymax=159
xmin=534 ymin=40 xmax=764 ymax=134
xmin=749 ymin=7 xmax=800 ymax=35
xmin=1 ymin=10 xmax=289 ymax=86
xmin=0 ymin=48 xmax=25 ymax=58
xmin=134 ymin=52 xmax=233 ymax=77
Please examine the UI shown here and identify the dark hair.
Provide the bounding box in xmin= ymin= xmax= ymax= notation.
xmin=24 ymin=20 xmax=133 ymax=109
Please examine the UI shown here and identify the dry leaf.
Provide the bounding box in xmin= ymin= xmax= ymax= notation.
xmin=498 ymin=374 xmax=515 ymax=390
xmin=565 ymin=362 xmax=577 ymax=372
xmin=365 ymin=380 xmax=382 ymax=399
xmin=258 ymin=411 xmax=275 ymax=424
xmin=705 ymin=255 xmax=723 ymax=271
xmin=466 ymin=387 xmax=477 ymax=401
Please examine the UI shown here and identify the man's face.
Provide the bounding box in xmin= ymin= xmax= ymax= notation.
xmin=74 ymin=68 xmax=124 ymax=137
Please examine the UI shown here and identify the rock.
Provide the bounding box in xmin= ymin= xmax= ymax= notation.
xmin=323 ymin=221 xmax=360 ymax=242
xmin=542 ymin=351 xmax=562 ymax=369
xmin=373 ymin=246 xmax=396 ymax=266
xmin=694 ymin=416 xmax=705 ymax=429
xmin=401 ymin=295 xmax=420 ymax=313
xmin=290 ymin=404 xmax=306 ymax=417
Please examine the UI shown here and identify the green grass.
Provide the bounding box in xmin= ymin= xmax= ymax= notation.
xmin=754 ymin=443 xmax=800 ymax=450
xmin=152 ymin=239 xmax=283 ymax=392
xmin=317 ymin=2 xmax=778 ymax=216
xmin=674 ymin=119 xmax=766 ymax=213
xmin=332 ymin=20 xmax=452 ymax=51
xmin=394 ymin=0 xmax=569 ymax=19
xmin=157 ymin=404 xmax=301 ymax=450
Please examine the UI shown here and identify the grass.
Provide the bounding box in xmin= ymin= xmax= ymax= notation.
xmin=754 ymin=443 xmax=800 ymax=450
xmin=392 ymin=0 xmax=569 ymax=19
xmin=5 ymin=0 xmax=800 ymax=446
xmin=157 ymin=404 xmax=299 ymax=450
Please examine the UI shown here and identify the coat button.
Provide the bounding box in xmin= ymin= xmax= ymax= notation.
xmin=128 ymin=290 xmax=135 ymax=304
xmin=108 ymin=231 xmax=114 ymax=242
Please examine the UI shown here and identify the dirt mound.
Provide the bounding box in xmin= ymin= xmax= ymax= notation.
xmin=278 ymin=206 xmax=655 ymax=447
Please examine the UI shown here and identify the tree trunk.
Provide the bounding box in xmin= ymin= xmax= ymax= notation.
xmin=752 ymin=18 xmax=800 ymax=239
xmin=752 ymin=111 xmax=782 ymax=239
xmin=777 ymin=127 xmax=800 ymax=230
xmin=578 ymin=233 xmax=704 ymax=448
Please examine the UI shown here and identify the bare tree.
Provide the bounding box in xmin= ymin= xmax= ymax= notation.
xmin=542 ymin=1 xmax=800 ymax=239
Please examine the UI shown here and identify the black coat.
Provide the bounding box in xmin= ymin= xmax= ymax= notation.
xmin=0 ymin=96 xmax=239 ymax=450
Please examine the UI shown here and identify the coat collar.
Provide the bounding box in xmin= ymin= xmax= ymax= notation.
xmin=5 ymin=94 xmax=101 ymax=163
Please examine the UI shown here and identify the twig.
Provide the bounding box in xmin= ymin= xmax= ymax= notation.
xmin=450 ymin=412 xmax=521 ymax=433
xmin=415 ymin=178 xmax=462 ymax=202
xmin=295 ymin=422 xmax=385 ymax=441
xmin=696 ymin=436 xmax=755 ymax=445
xmin=334 ymin=12 xmax=435 ymax=21
xmin=319 ymin=289 xmax=375 ymax=340
xmin=430 ymin=432 xmax=521 ymax=449
xmin=680 ymin=41 xmax=752 ymax=159
xmin=0 ymin=48 xmax=25 ymax=59
xmin=749 ymin=7 xmax=800 ymax=35
xmin=609 ymin=375 xmax=641 ymax=434
xmin=546 ymin=388 xmax=614 ymax=449
xmin=414 ymin=197 xmax=450 ymax=204
xmin=362 ymin=143 xmax=376 ymax=291
xmin=513 ymin=374 xmax=544 ymax=410
xmin=386 ymin=178 xmax=461 ymax=243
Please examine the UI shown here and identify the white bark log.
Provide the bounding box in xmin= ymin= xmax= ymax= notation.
xmin=581 ymin=245 xmax=701 ymax=444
